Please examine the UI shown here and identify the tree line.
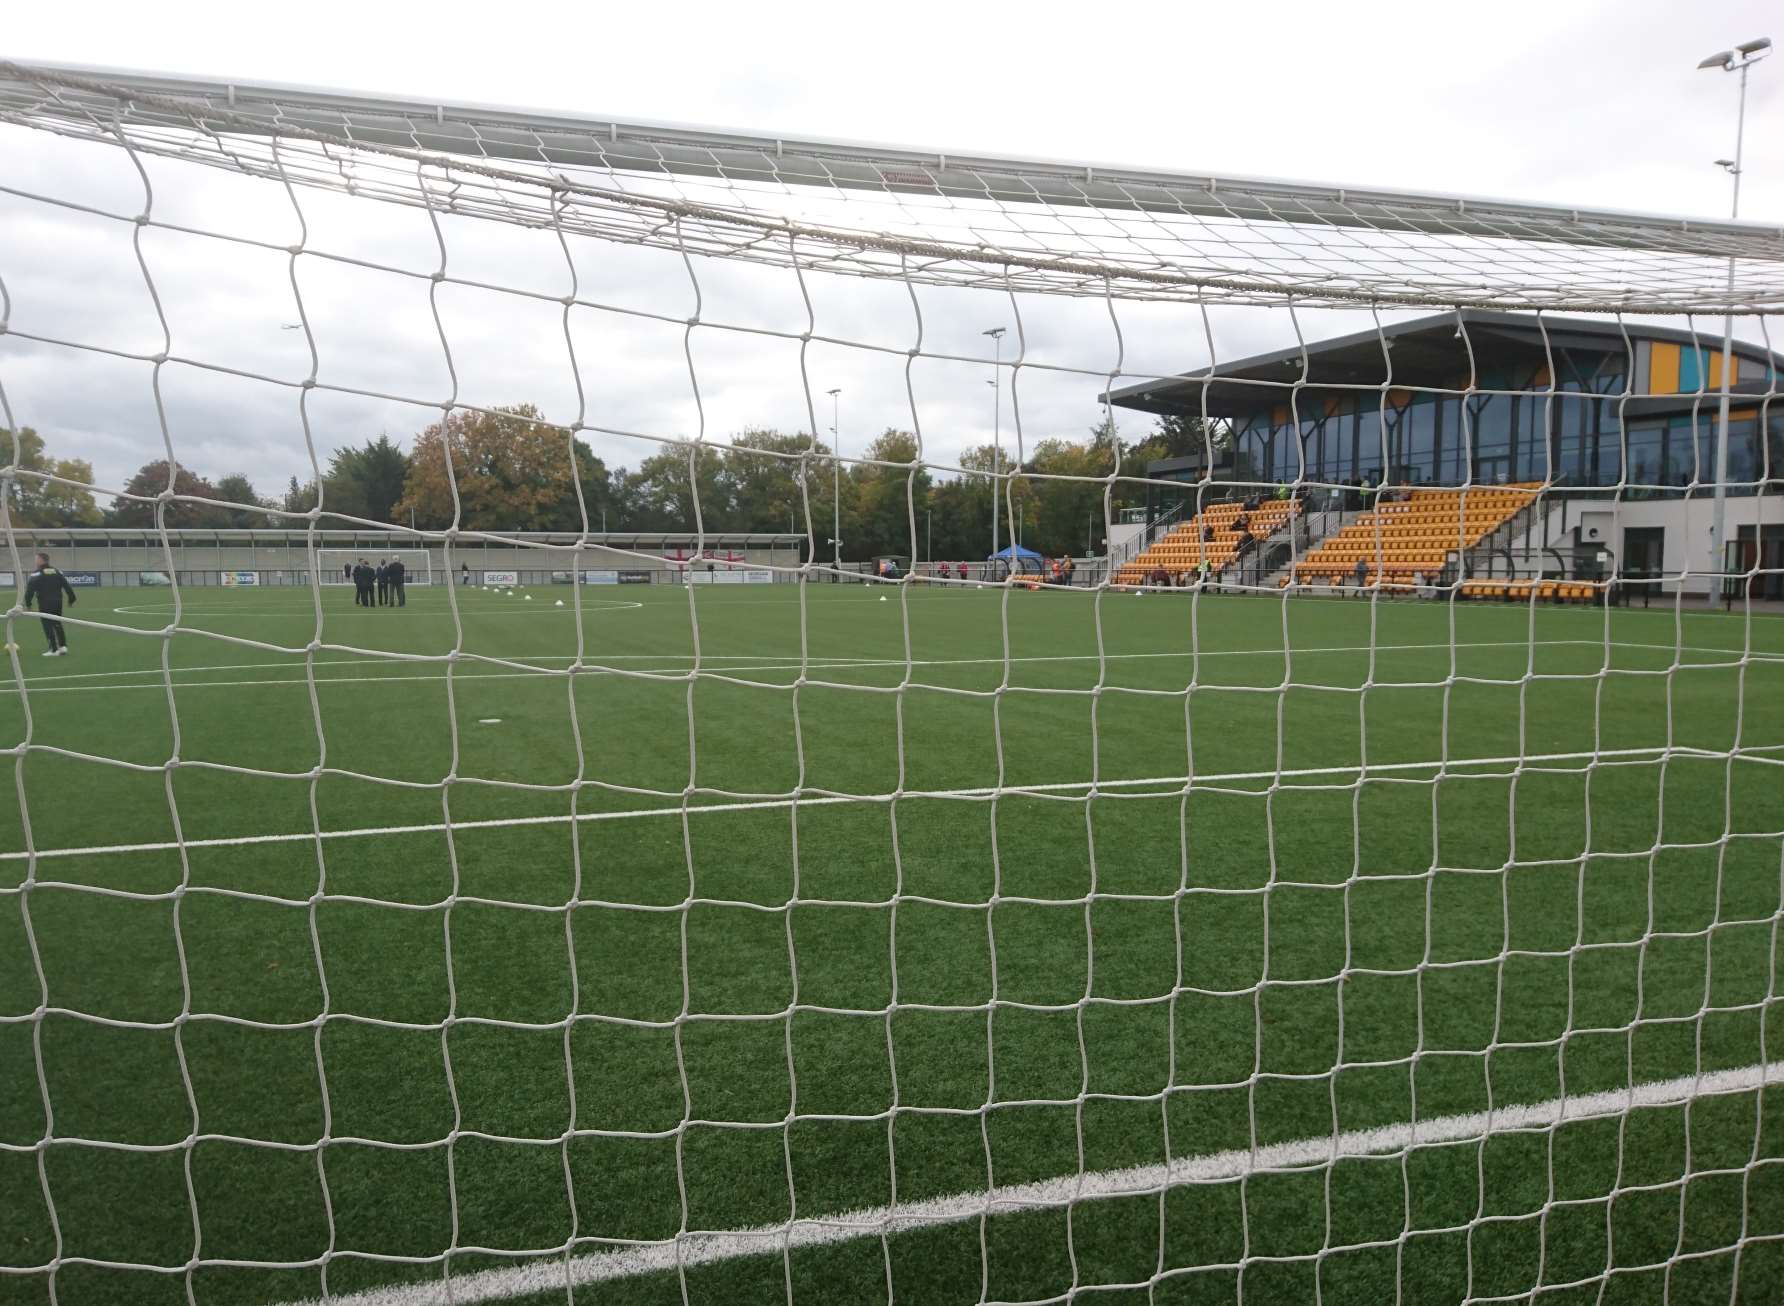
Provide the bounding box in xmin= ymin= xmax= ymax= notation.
xmin=7 ymin=406 xmax=1214 ymax=561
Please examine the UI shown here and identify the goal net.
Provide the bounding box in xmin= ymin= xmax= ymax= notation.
xmin=315 ymin=549 xmax=437 ymax=585
xmin=2 ymin=60 xmax=1782 ymax=1306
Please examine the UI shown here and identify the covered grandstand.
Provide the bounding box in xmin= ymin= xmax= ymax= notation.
xmin=1107 ymin=309 xmax=1784 ymax=600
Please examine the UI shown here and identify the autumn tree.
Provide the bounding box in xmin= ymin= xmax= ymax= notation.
xmin=213 ymin=473 xmax=274 ymax=528
xmin=727 ymin=429 xmax=826 ymax=535
xmin=108 ymin=460 xmax=230 ymax=527
xmin=1151 ymin=412 xmax=1222 ymax=460
xmin=394 ymin=405 xmax=584 ymax=531
xmin=1 ymin=428 xmax=103 ymax=528
xmin=281 ymin=476 xmax=319 ymax=516
xmin=926 ymin=444 xmax=1003 ymax=564
xmin=846 ymin=430 xmax=932 ymax=561
xmin=614 ymin=442 xmax=734 ymax=534
xmin=1023 ymin=437 xmax=1112 ymax=558
xmin=546 ymin=440 xmax=614 ymax=532
xmin=318 ymin=435 xmax=410 ymax=523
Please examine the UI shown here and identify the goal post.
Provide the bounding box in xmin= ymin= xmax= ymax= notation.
xmin=1 ymin=58 xmax=1782 ymax=1306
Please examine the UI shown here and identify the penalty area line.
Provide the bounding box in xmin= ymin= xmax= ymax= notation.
xmin=5 ymin=742 xmax=1779 ymax=864
xmin=269 ymin=1058 xmax=1784 ymax=1306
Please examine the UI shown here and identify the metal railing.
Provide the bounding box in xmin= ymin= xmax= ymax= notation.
xmin=1112 ymin=501 xmax=1189 ymax=568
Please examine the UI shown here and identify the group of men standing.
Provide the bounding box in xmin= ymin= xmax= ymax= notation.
xmin=345 ymin=558 xmax=406 ymax=607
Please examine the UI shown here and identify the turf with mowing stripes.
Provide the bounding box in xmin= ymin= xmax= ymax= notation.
xmin=3 ymin=582 xmax=1784 ymax=1305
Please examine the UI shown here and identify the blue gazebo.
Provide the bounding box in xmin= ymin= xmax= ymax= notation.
xmin=989 ymin=544 xmax=1047 ymax=575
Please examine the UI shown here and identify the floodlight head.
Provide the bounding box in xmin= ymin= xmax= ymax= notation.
xmin=1715 ymin=158 xmax=1736 ymax=169
xmin=826 ymin=387 xmax=841 ymax=396
xmin=1735 ymin=37 xmax=1772 ymax=55
xmin=983 ymin=326 xmax=1006 ymax=339
xmin=1699 ymin=50 xmax=1733 ymax=69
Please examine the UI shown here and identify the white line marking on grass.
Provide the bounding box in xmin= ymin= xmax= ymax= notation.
xmin=107 ymin=600 xmax=644 ymax=618
xmin=269 ymin=1058 xmax=1784 ymax=1306
xmin=8 ymin=742 xmax=1778 ymax=864
xmin=12 ymin=638 xmax=1775 ymax=697
xmin=19 ymin=654 xmax=884 ymax=684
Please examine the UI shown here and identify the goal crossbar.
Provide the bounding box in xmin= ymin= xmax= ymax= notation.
xmin=3 ymin=60 xmax=1781 ymax=314
xmin=3 ymin=60 xmax=1780 ymax=250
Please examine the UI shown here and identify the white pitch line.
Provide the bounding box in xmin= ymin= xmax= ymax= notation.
xmin=6 ymin=742 xmax=1777 ymax=865
xmin=6 ymin=638 xmax=1776 ymax=697
xmin=16 ymin=653 xmax=879 ymax=685
xmin=270 ymin=1058 xmax=1784 ymax=1306
xmin=3 ymin=654 xmax=915 ymax=691
xmin=105 ymin=599 xmax=645 ymax=618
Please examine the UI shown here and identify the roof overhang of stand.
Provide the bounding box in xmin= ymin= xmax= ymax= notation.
xmin=1105 ymin=309 xmax=1784 ymax=421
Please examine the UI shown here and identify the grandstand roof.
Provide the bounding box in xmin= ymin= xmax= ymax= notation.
xmin=1105 ymin=309 xmax=1784 ymax=420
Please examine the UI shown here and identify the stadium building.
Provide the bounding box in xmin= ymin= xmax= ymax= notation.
xmin=1109 ymin=310 xmax=1784 ymax=597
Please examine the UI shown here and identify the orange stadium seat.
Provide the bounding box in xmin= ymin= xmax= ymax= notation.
xmin=1292 ymin=486 xmax=1540 ymax=587
xmin=1116 ymin=497 xmax=1304 ymax=586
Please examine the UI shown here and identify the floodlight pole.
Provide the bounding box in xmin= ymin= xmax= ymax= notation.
xmin=984 ymin=327 xmax=1007 ymax=562
xmin=1699 ymin=37 xmax=1770 ymax=597
xmin=827 ymin=387 xmax=842 ymax=571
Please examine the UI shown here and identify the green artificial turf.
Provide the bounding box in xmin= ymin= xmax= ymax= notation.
xmin=3 ymin=580 xmax=1784 ymax=1305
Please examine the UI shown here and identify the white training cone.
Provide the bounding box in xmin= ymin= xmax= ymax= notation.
xmin=879 ymin=595 xmax=888 ymax=602
xmin=525 ymin=595 xmax=533 ymax=601
xmin=555 ymin=599 xmax=564 ymax=607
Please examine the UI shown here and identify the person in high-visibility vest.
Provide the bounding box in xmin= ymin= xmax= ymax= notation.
xmin=1276 ymin=483 xmax=1290 ymax=501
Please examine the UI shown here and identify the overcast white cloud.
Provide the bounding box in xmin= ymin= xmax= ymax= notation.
xmin=3 ymin=0 xmax=1780 ymax=502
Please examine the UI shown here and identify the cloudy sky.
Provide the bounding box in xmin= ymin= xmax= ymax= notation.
xmin=4 ymin=0 xmax=1781 ymax=507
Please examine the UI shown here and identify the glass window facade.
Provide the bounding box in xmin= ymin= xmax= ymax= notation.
xmin=1403 ymin=396 xmax=1436 ymax=483
xmin=1217 ymin=340 xmax=1779 ymax=497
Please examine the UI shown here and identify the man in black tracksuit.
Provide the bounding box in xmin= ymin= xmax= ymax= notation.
xmin=375 ymin=560 xmax=390 ymax=607
xmin=353 ymin=559 xmax=374 ymax=607
xmin=24 ymin=552 xmax=77 ymax=656
xmin=388 ymin=557 xmax=407 ymax=607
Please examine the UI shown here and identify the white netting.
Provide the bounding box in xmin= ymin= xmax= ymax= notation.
xmin=1 ymin=61 xmax=1783 ymax=1306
